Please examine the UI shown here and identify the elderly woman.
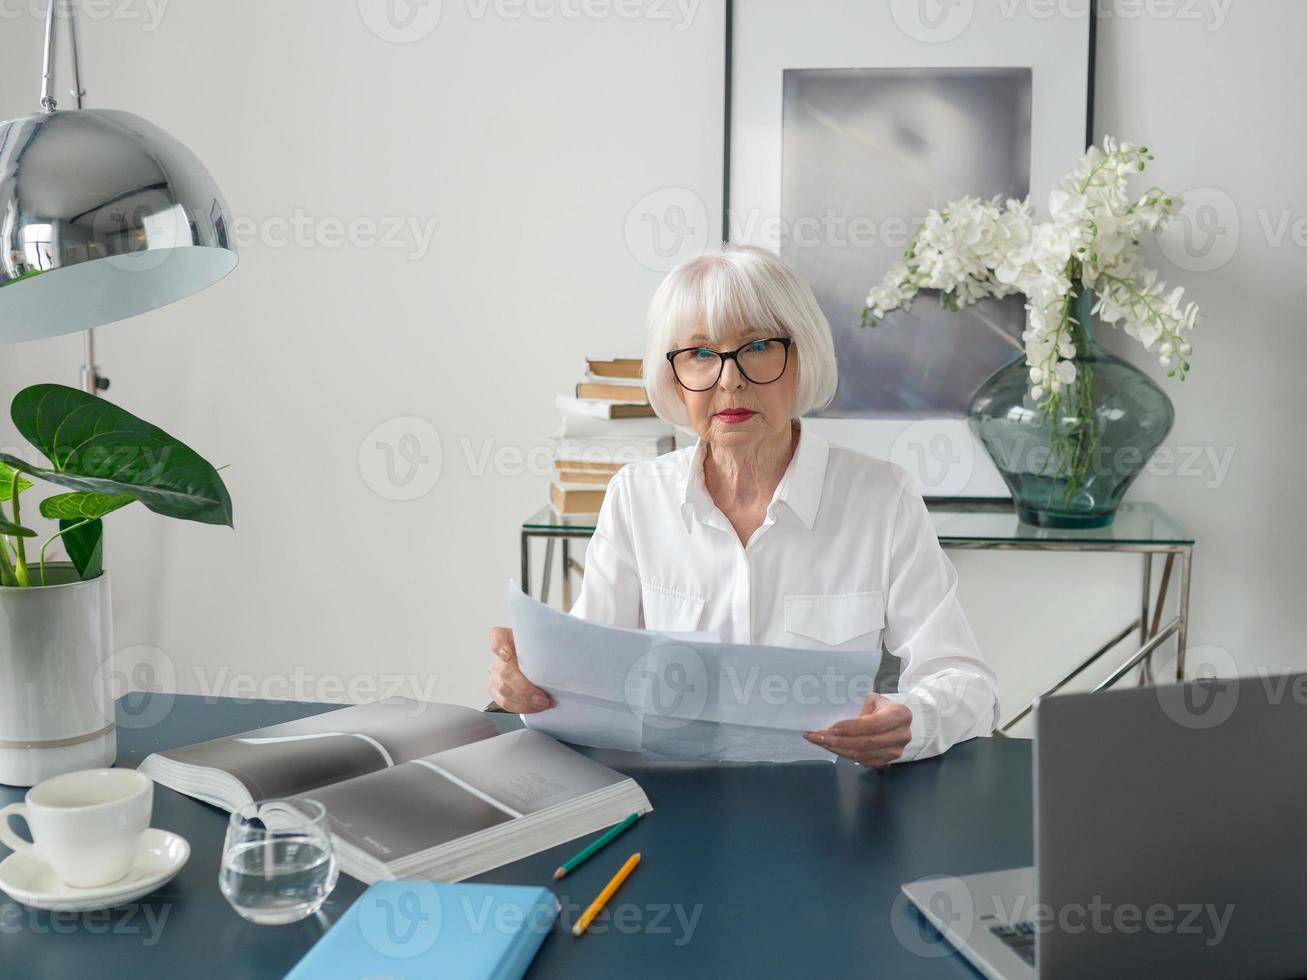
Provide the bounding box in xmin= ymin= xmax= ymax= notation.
xmin=489 ymin=245 xmax=999 ymax=768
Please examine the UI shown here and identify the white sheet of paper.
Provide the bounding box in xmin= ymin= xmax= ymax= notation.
xmin=508 ymin=583 xmax=882 ymax=763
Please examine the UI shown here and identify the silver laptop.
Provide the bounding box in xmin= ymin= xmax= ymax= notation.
xmin=902 ymin=676 xmax=1307 ymax=979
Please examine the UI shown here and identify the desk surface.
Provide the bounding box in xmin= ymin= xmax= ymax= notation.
xmin=525 ymin=500 xmax=1193 ymax=547
xmin=0 ymin=695 xmax=1032 ymax=978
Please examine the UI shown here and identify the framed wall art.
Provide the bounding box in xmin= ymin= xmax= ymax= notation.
xmin=725 ymin=0 xmax=1095 ymax=496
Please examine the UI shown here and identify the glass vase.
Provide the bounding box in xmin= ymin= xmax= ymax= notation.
xmin=967 ymin=286 xmax=1175 ymax=528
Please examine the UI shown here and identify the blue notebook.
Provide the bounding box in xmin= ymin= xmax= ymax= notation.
xmin=286 ymin=881 xmax=558 ymax=980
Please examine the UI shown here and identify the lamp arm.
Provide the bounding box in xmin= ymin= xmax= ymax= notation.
xmin=39 ymin=0 xmax=58 ymax=112
xmin=39 ymin=0 xmax=86 ymax=114
xmin=67 ymin=0 xmax=85 ymax=109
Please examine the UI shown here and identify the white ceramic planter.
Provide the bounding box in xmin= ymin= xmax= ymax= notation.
xmin=0 ymin=564 xmax=116 ymax=787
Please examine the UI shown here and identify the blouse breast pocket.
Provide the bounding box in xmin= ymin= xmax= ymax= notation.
xmin=783 ymin=590 xmax=885 ymax=650
xmin=639 ymin=581 xmax=707 ymax=634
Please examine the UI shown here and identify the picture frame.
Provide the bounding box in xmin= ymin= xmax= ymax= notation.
xmin=724 ymin=0 xmax=1095 ymax=497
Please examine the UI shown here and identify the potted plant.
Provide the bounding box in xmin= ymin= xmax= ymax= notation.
xmin=863 ymin=137 xmax=1199 ymax=528
xmin=0 ymin=384 xmax=230 ymax=786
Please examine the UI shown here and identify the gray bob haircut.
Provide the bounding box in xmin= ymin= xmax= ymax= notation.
xmin=643 ymin=245 xmax=839 ymax=428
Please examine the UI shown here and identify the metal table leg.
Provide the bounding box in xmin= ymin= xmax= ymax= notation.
xmin=520 ymin=532 xmax=530 ymax=595
xmin=1138 ymin=553 xmax=1153 ymax=685
xmin=540 ymin=537 xmax=555 ymax=604
xmin=1176 ymin=545 xmax=1193 ymax=681
xmin=561 ymin=538 xmax=572 ymax=611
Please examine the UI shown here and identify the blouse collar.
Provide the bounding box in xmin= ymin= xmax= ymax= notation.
xmin=680 ymin=418 xmax=830 ymax=533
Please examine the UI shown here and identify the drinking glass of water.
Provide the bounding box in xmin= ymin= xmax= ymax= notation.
xmin=219 ymin=798 xmax=338 ymax=925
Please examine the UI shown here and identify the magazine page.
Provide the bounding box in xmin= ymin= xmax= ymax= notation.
xmin=286 ymin=729 xmax=640 ymax=865
xmin=300 ymin=762 xmax=516 ymax=864
xmin=423 ymin=729 xmax=634 ymax=815
xmin=155 ymin=699 xmax=498 ymax=800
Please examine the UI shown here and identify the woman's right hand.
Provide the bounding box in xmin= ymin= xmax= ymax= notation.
xmin=487 ymin=626 xmax=555 ymax=713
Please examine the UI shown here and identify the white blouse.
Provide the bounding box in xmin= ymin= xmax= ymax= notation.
xmin=568 ymin=419 xmax=1000 ymax=763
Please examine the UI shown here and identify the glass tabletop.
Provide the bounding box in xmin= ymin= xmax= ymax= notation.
xmin=923 ymin=499 xmax=1192 ymax=546
xmin=523 ymin=500 xmax=1193 ymax=546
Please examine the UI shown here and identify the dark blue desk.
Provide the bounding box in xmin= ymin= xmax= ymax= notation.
xmin=0 ymin=695 xmax=1032 ymax=978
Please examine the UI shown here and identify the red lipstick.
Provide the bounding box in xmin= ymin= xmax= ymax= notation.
xmin=715 ymin=408 xmax=757 ymax=424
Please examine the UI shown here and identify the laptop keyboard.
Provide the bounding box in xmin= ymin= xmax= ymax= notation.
xmin=990 ymin=922 xmax=1036 ymax=965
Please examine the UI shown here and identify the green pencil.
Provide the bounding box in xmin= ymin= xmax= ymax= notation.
xmin=554 ymin=811 xmax=643 ymax=880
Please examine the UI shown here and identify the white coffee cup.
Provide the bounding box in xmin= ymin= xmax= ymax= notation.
xmin=0 ymin=768 xmax=152 ymax=888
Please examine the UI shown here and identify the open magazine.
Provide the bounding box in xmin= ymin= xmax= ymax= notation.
xmin=138 ymin=699 xmax=651 ymax=883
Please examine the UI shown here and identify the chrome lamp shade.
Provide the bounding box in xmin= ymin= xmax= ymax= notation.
xmin=0 ymin=108 xmax=237 ymax=343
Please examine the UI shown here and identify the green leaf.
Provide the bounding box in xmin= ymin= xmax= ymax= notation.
xmin=61 ymin=518 xmax=103 ymax=580
xmin=0 ymin=462 xmax=31 ymax=503
xmin=5 ymin=384 xmax=232 ymax=527
xmin=39 ymin=491 xmax=136 ymax=522
xmin=0 ymin=513 xmax=36 ymax=538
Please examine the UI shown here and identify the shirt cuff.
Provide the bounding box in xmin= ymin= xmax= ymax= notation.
xmin=881 ymin=689 xmax=936 ymax=764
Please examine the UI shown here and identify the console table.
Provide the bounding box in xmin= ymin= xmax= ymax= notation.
xmin=522 ymin=501 xmax=1194 ymax=732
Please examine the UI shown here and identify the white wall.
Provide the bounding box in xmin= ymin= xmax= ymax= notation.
xmin=0 ymin=1 xmax=1300 ymax=731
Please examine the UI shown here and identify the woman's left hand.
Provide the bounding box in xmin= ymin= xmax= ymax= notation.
xmin=803 ymin=693 xmax=913 ymax=769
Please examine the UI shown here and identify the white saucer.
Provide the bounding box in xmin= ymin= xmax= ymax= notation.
xmin=0 ymin=828 xmax=190 ymax=912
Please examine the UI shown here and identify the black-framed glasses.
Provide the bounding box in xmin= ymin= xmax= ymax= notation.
xmin=666 ymin=337 xmax=793 ymax=391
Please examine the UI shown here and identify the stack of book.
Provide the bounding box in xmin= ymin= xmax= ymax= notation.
xmin=551 ymin=354 xmax=675 ymax=516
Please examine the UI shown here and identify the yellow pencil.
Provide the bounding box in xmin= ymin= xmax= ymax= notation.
xmin=571 ymin=852 xmax=641 ymax=937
